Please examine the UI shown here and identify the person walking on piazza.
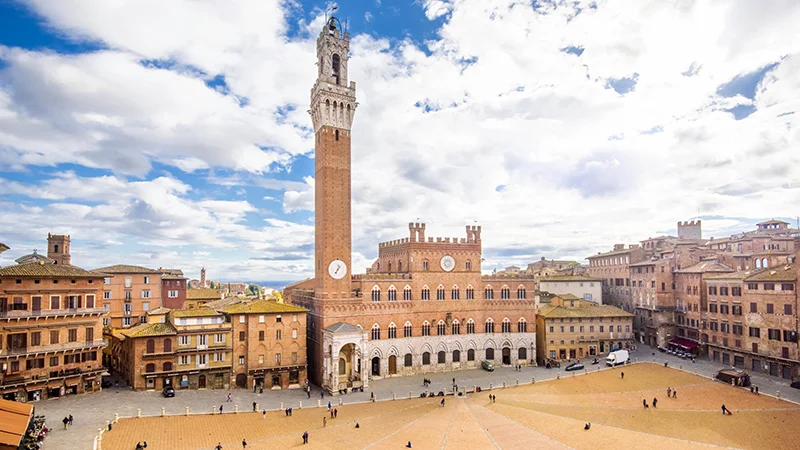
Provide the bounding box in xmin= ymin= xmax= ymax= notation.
xmin=219 ymin=404 xmax=224 ymax=414
xmin=334 ymin=408 xmax=338 ymax=418
xmin=323 ymin=417 xmax=327 ymax=428
xmin=253 ymin=401 xmax=257 ymax=412
xmin=672 ymin=389 xmax=677 ymax=399
xmin=653 ymin=397 xmax=658 ymax=408
xmin=227 ymin=392 xmax=232 ymax=402
xmin=68 ymin=415 xmax=73 ymax=426
xmin=242 ymin=438 xmax=247 ymax=448
xmin=643 ymin=399 xmax=649 ymax=409
xmin=667 ymin=387 xmax=671 ymax=397
xmin=215 ymin=443 xmax=223 ymax=450
xmin=303 ymin=431 xmax=309 ymax=444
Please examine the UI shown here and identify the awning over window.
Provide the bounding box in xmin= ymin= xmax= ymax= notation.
xmin=65 ymin=377 xmax=81 ymax=386
xmin=47 ymin=380 xmax=63 ymax=389
xmin=669 ymin=338 xmax=698 ymax=350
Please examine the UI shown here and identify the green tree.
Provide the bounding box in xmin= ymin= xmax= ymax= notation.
xmin=247 ymin=284 xmax=260 ymax=296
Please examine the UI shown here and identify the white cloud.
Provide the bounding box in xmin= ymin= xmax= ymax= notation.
xmin=2 ymin=0 xmax=800 ymax=280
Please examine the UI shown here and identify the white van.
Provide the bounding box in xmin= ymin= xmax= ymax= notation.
xmin=606 ymin=349 xmax=629 ymax=366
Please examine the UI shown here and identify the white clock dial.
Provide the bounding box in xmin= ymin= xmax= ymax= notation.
xmin=440 ymin=255 xmax=455 ymax=272
xmin=328 ymin=260 xmax=347 ymax=280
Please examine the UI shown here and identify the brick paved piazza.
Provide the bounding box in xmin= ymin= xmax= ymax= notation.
xmin=93 ymin=363 xmax=800 ymax=450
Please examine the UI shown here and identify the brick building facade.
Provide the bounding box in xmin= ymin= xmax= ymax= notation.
xmin=285 ymin=18 xmax=537 ymax=393
xmin=0 ymin=245 xmax=106 ymax=402
xmin=95 ymin=265 xmax=163 ymax=329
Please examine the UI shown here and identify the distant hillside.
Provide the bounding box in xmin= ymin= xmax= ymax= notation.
xmin=244 ymin=280 xmax=301 ymax=291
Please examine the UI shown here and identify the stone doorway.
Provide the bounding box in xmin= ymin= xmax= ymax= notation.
xmin=371 ymin=357 xmax=381 ymax=377
xmin=502 ymin=347 xmax=511 ymax=365
xmin=198 ymin=375 xmax=206 ymax=388
xmin=388 ymin=355 xmax=397 ymax=375
xmin=235 ymin=373 xmax=247 ymax=388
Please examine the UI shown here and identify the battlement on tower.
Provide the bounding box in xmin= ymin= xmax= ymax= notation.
xmin=378 ymin=223 xmax=482 ymax=249
xmin=677 ymin=220 xmax=702 ymax=240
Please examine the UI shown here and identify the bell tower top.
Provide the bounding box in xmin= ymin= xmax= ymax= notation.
xmin=310 ymin=16 xmax=357 ymax=132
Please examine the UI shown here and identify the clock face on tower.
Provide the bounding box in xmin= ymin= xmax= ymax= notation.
xmin=328 ymin=260 xmax=347 ymax=280
xmin=440 ymin=255 xmax=455 ymax=272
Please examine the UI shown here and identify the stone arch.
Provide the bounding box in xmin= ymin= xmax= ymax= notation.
xmin=420 ymin=342 xmax=434 ymax=354
xmin=370 ymin=347 xmax=383 ymax=359
xmin=451 ymin=341 xmax=463 ymax=351
xmin=466 ymin=340 xmax=477 ymax=350
xmin=436 ymin=341 xmax=448 ymax=353
xmin=484 ymin=338 xmax=497 ymax=350
xmin=387 ymin=345 xmax=400 ymax=357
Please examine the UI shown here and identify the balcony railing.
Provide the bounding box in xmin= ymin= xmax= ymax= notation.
xmin=0 ymin=307 xmax=106 ymax=319
xmin=0 ymin=339 xmax=107 ymax=356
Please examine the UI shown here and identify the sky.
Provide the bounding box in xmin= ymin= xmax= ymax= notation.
xmin=0 ymin=0 xmax=799 ymax=284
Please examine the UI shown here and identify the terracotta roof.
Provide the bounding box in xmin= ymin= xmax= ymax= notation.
xmin=539 ymin=304 xmax=634 ymax=319
xmin=15 ymin=251 xmax=54 ymax=265
xmin=0 ymin=243 xmax=9 ymax=253
xmin=222 ymin=299 xmax=307 ymax=314
xmin=0 ymin=261 xmax=106 ymax=278
xmin=171 ymin=307 xmax=222 ymax=318
xmin=161 ymin=273 xmax=187 ymax=280
xmin=284 ymin=278 xmax=314 ymax=290
xmin=186 ymin=288 xmax=222 ymax=300
xmin=94 ymin=264 xmax=162 ymax=274
xmin=148 ymin=307 xmax=171 ymax=315
xmin=586 ymin=247 xmax=640 ymax=259
xmin=325 ymin=322 xmax=362 ymax=333
xmin=675 ymin=260 xmax=734 ymax=274
xmin=554 ymin=293 xmax=581 ymax=301
xmin=705 ymin=271 xmax=754 ymax=281
xmin=0 ymin=398 xmax=33 ymax=448
xmin=628 ymin=260 xmax=659 ymax=267
xmin=744 ymin=265 xmax=796 ymax=282
xmin=539 ymin=275 xmax=603 ymax=282
xmin=758 ymin=219 xmax=789 ymax=225
xmin=121 ymin=322 xmax=177 ymax=338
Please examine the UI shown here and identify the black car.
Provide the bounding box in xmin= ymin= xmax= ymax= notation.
xmin=565 ymin=362 xmax=584 ymax=371
xmin=162 ymin=386 xmax=175 ymax=398
xmin=790 ymin=381 xmax=800 ymax=390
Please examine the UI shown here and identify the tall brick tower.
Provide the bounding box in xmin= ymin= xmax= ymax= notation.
xmin=310 ymin=16 xmax=357 ymax=299
xmin=47 ymin=233 xmax=71 ymax=265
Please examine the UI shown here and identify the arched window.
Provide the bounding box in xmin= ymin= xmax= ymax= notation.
xmin=467 ymin=349 xmax=475 ymax=361
xmin=501 ymin=286 xmax=511 ymax=299
xmin=466 ymin=260 xmax=472 ymax=270
xmin=485 ymin=348 xmax=495 ymax=360
xmin=485 ymin=318 xmax=495 ymax=333
xmin=423 ymin=260 xmax=429 ymax=271
xmin=466 ymin=285 xmax=474 ymax=300
xmin=421 ymin=321 xmax=431 ymax=336
xmin=484 ymin=287 xmax=494 ymax=300
xmin=163 ymin=338 xmax=172 ymax=352
xmin=451 ymin=286 xmax=460 ymax=300
xmin=388 ymin=285 xmax=397 ymax=302
xmin=518 ymin=347 xmax=527 ymax=360
xmin=762 ymin=258 xmax=768 ymax=268
xmin=398 ymin=260 xmax=402 ymax=272
xmin=371 ymin=324 xmax=381 ymax=340
xmin=437 ymin=351 xmax=446 ymax=364
xmin=53 ymin=244 xmax=59 ymax=253
xmin=163 ymin=362 xmax=173 ymax=372
xmin=146 ymin=339 xmax=155 ymax=354
xmin=371 ymin=286 xmax=381 ymax=302
xmin=403 ymin=285 xmax=412 ymax=301
xmin=436 ymin=285 xmax=445 ymax=300
xmin=437 ymin=320 xmax=446 ymax=336
xmin=517 ymin=286 xmax=526 ymax=299
xmin=755 ymin=259 xmax=762 ymax=269
xmin=404 ymin=353 xmax=413 ymax=367
xmin=388 ymin=323 xmax=397 ymax=339
xmin=145 ymin=363 xmax=155 ymax=373
xmin=451 ymin=320 xmax=460 ymax=335
xmin=466 ymin=319 xmax=475 ymax=334
xmin=332 ymin=53 xmax=341 ymax=84
xmin=502 ymin=318 xmax=512 ymax=333
xmin=388 ymin=262 xmax=392 ymax=272
xmin=422 ymin=352 xmax=431 ymax=365
xmin=517 ymin=318 xmax=527 ymax=333
xmin=421 ymin=286 xmax=430 ymax=301
xmin=404 ymin=321 xmax=413 ymax=337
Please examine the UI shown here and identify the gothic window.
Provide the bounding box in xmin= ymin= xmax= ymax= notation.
xmin=485 ymin=348 xmax=495 ymax=360
xmin=501 ymin=286 xmax=511 ymax=299
xmin=517 ymin=318 xmax=527 ymax=333
xmin=453 ymin=350 xmax=461 ymax=362
xmin=404 ymin=321 xmax=413 ymax=337
xmin=436 ymin=285 xmax=445 ymax=300
xmin=437 ymin=351 xmax=446 ymax=364
xmin=332 ymin=53 xmax=341 ymax=84
xmin=421 ymin=286 xmax=430 ymax=301
xmin=398 ymin=261 xmax=402 ymax=272
xmin=388 ymin=285 xmax=397 ymax=302
xmin=451 ymin=320 xmax=460 ymax=335
xmin=371 ymin=286 xmax=381 ymax=302
xmin=517 ymin=286 xmax=526 ymax=299
xmin=422 ymin=352 xmax=431 ymax=365
xmin=466 ymin=319 xmax=475 ymax=334
xmin=451 ymin=286 xmax=459 ymax=300
xmin=502 ymin=318 xmax=511 ymax=333
xmin=423 ymin=260 xmax=429 ymax=271
xmin=467 ymin=349 xmax=475 ymax=361
xmin=755 ymin=259 xmax=762 ymax=269
xmin=403 ymin=285 xmax=412 ymax=301
xmin=466 ymin=286 xmax=474 ymax=300
xmin=388 ymin=323 xmax=397 ymax=339
xmin=466 ymin=260 xmax=472 ymax=270
xmin=404 ymin=353 xmax=413 ymax=367
xmin=762 ymin=258 xmax=768 ymax=268
xmin=371 ymin=324 xmax=381 ymax=340
xmin=437 ymin=320 xmax=446 ymax=336
xmin=388 ymin=262 xmax=392 ymax=272
xmin=421 ymin=321 xmax=431 ymax=336
xmin=485 ymin=318 xmax=495 ymax=333
xmin=484 ymin=287 xmax=494 ymax=300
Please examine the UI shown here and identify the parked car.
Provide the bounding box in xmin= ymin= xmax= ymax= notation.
xmin=565 ymin=362 xmax=584 ymax=371
xmin=790 ymin=381 xmax=800 ymax=390
xmin=162 ymin=386 xmax=175 ymax=398
xmin=481 ymin=360 xmax=495 ymax=372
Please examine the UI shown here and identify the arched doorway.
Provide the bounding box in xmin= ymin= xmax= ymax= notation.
xmin=502 ymin=347 xmax=511 ymax=365
xmin=371 ymin=357 xmax=381 ymax=376
xmin=336 ymin=343 xmax=363 ymax=388
xmin=235 ymin=373 xmax=247 ymax=388
xmin=198 ymin=374 xmax=206 ymax=388
xmin=389 ymin=355 xmax=397 ymax=375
